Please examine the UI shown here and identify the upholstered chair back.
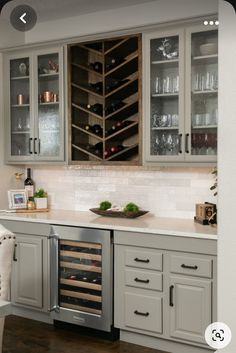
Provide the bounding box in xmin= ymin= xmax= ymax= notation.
xmin=0 ymin=225 xmax=15 ymax=353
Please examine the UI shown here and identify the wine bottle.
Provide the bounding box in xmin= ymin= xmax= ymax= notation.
xmin=24 ymin=168 xmax=34 ymax=198
xmin=89 ymin=61 xmax=102 ymax=73
xmin=92 ymin=124 xmax=103 ymax=135
xmin=86 ymin=103 xmax=103 ymax=116
xmin=105 ymin=57 xmax=125 ymax=71
xmin=86 ymin=142 xmax=103 ymax=156
xmin=89 ymin=81 xmax=103 ymax=93
xmin=105 ymin=100 xmax=125 ymax=115
xmin=105 ymin=78 xmax=129 ymax=92
xmin=105 ymin=120 xmax=130 ymax=136
xmin=104 ymin=144 xmax=124 ymax=158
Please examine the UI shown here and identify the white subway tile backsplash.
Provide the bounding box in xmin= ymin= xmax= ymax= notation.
xmin=30 ymin=166 xmax=216 ymax=219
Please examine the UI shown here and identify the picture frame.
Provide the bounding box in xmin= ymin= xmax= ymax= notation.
xmin=8 ymin=189 xmax=27 ymax=209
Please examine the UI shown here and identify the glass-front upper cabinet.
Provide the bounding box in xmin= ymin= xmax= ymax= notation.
xmin=185 ymin=26 xmax=218 ymax=162
xmin=9 ymin=56 xmax=32 ymax=158
xmin=5 ymin=47 xmax=64 ymax=163
xmin=144 ymin=29 xmax=185 ymax=162
xmin=144 ymin=23 xmax=218 ymax=164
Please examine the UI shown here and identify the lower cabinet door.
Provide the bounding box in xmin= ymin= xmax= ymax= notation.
xmin=11 ymin=235 xmax=43 ymax=309
xmin=169 ymin=275 xmax=211 ymax=344
xmin=125 ymin=292 xmax=163 ymax=334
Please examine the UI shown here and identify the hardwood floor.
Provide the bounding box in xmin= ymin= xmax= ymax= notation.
xmin=3 ymin=316 xmax=166 ymax=353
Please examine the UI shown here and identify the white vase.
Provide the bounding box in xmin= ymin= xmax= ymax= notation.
xmin=35 ymin=197 xmax=47 ymax=209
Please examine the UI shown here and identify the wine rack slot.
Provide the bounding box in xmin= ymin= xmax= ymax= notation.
xmin=60 ymin=250 xmax=101 ymax=261
xmin=60 ymin=278 xmax=102 ymax=291
xmin=68 ymin=34 xmax=142 ymax=165
xmin=60 ymin=262 xmax=102 ymax=273
xmin=60 ymin=241 xmax=101 ymax=249
xmin=60 ymin=289 xmax=102 ymax=302
xmin=61 ymin=302 xmax=102 ymax=315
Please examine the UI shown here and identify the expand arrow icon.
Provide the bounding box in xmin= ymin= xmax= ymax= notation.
xmin=20 ymin=12 xmax=26 ymax=24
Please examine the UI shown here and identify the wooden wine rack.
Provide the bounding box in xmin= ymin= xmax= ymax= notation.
xmin=68 ymin=34 xmax=142 ymax=165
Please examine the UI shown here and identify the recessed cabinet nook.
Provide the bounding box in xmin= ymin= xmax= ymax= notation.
xmin=4 ymin=18 xmax=218 ymax=166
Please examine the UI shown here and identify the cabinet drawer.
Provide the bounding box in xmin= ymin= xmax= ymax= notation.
xmin=170 ymin=254 xmax=212 ymax=278
xmin=125 ymin=248 xmax=163 ymax=271
xmin=125 ymin=268 xmax=163 ymax=291
xmin=125 ymin=292 xmax=162 ymax=334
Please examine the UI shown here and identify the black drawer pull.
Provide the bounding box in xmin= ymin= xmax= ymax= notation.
xmin=134 ymin=310 xmax=149 ymax=317
xmin=181 ymin=264 xmax=198 ymax=270
xmin=134 ymin=277 xmax=150 ymax=284
xmin=134 ymin=257 xmax=150 ymax=263
xmin=169 ymin=285 xmax=174 ymax=307
xmin=13 ymin=244 xmax=17 ymax=262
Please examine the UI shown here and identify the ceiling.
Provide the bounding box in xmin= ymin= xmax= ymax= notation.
xmin=2 ymin=0 xmax=158 ymax=22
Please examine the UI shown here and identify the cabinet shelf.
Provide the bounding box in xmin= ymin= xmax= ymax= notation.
xmin=39 ymin=73 xmax=59 ymax=79
xmin=105 ymin=99 xmax=138 ymax=119
xmin=152 ymin=93 xmax=179 ymax=98
xmin=39 ymin=102 xmax=59 ymax=106
xmin=105 ymin=51 xmax=138 ymax=77
xmin=11 ymin=76 xmax=29 ymax=80
xmin=193 ymin=54 xmax=218 ymax=61
xmin=71 ymin=62 xmax=103 ymax=77
xmin=72 ymin=82 xmax=103 ymax=98
xmin=72 ymin=124 xmax=103 ymax=140
xmin=192 ymin=125 xmax=217 ymax=129
xmin=60 ymin=289 xmax=102 ymax=303
xmin=72 ymin=103 xmax=103 ymax=120
xmin=60 ymin=261 xmax=102 ymax=273
xmin=61 ymin=302 xmax=101 ymax=315
xmin=152 ymin=126 xmax=179 ymax=131
xmin=72 ymin=144 xmax=103 ymax=161
xmin=11 ymin=131 xmax=30 ymax=134
xmin=192 ymin=90 xmax=217 ymax=95
xmin=105 ymin=143 xmax=138 ymax=161
xmin=11 ymin=104 xmax=30 ymax=108
xmin=76 ymin=44 xmax=103 ymax=56
xmin=60 ymin=278 xmax=101 ymax=291
xmin=105 ymin=73 xmax=138 ymax=98
xmin=105 ymin=121 xmax=138 ymax=141
xmin=151 ymin=59 xmax=179 ymax=65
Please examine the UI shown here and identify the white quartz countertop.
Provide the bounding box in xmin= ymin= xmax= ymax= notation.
xmin=0 ymin=210 xmax=217 ymax=240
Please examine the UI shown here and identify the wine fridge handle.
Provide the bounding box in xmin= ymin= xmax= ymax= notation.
xmin=48 ymin=233 xmax=59 ymax=312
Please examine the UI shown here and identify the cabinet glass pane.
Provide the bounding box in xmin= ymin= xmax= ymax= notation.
xmin=150 ymin=36 xmax=180 ymax=156
xmin=59 ymin=240 xmax=102 ymax=316
xmin=10 ymin=57 xmax=31 ymax=156
xmin=191 ymin=30 xmax=218 ymax=156
xmin=37 ymin=53 xmax=60 ymax=157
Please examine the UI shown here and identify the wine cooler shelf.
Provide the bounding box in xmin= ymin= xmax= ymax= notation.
xmin=69 ymin=34 xmax=141 ymax=164
xmin=59 ymin=240 xmax=103 ymax=316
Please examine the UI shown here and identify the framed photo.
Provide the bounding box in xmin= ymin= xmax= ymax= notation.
xmin=8 ymin=190 xmax=27 ymax=209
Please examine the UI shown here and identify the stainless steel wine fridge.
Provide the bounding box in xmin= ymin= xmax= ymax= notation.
xmin=49 ymin=225 xmax=113 ymax=332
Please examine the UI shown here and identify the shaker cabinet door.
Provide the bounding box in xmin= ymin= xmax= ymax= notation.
xmin=169 ymin=275 xmax=211 ymax=344
xmin=11 ymin=235 xmax=43 ymax=309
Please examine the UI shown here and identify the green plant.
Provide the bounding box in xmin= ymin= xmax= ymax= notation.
xmin=210 ymin=167 xmax=217 ymax=196
xmin=99 ymin=200 xmax=112 ymax=211
xmin=34 ymin=188 xmax=47 ymax=198
xmin=123 ymin=202 xmax=140 ymax=213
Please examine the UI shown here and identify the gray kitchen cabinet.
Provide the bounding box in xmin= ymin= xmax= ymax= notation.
xmin=114 ymin=230 xmax=217 ymax=352
xmin=143 ymin=21 xmax=218 ymax=165
xmin=4 ymin=46 xmax=65 ymax=164
xmin=0 ymin=220 xmax=51 ymax=321
xmin=169 ymin=275 xmax=211 ymax=344
xmin=12 ymin=234 xmax=43 ymax=308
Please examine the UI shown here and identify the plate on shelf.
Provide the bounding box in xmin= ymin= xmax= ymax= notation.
xmin=90 ymin=208 xmax=149 ymax=219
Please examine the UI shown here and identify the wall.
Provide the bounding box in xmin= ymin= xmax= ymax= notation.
xmin=24 ymin=0 xmax=218 ymax=44
xmin=0 ymin=20 xmax=25 ymax=208
xmin=31 ymin=166 xmax=215 ymax=218
xmin=218 ymin=1 xmax=236 ymax=352
xmin=0 ymin=53 xmax=24 ymax=209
